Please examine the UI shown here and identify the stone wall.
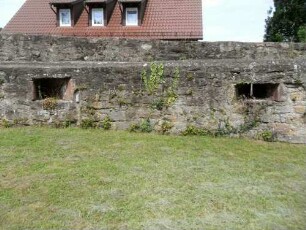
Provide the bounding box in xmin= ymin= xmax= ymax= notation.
xmin=0 ymin=34 xmax=305 ymax=143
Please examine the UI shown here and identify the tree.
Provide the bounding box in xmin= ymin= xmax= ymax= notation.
xmin=264 ymin=0 xmax=306 ymax=42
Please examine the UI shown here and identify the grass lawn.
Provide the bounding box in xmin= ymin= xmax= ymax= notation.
xmin=0 ymin=128 xmax=305 ymax=229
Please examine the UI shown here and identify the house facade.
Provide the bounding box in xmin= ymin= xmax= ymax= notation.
xmin=2 ymin=0 xmax=203 ymax=40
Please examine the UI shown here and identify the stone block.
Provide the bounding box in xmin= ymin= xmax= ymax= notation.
xmin=294 ymin=106 xmax=306 ymax=114
xmin=110 ymin=110 xmax=126 ymax=121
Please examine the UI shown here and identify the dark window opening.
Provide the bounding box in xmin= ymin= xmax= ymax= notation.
xmin=236 ymin=84 xmax=251 ymax=98
xmin=33 ymin=78 xmax=70 ymax=100
xmin=236 ymin=83 xmax=279 ymax=100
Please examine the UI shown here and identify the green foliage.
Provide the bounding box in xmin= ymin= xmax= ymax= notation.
xmin=297 ymin=26 xmax=306 ymax=42
xmin=128 ymin=123 xmax=140 ymax=132
xmin=139 ymin=118 xmax=153 ymax=133
xmin=42 ymin=97 xmax=57 ymax=110
xmin=141 ymin=62 xmax=164 ymax=94
xmin=165 ymin=67 xmax=180 ymax=106
xmin=261 ymin=130 xmax=275 ymax=142
xmin=182 ymin=125 xmax=209 ymax=136
xmin=80 ymin=118 xmax=95 ymax=129
xmin=63 ymin=120 xmax=73 ymax=128
xmin=264 ymin=0 xmax=306 ymax=42
xmin=1 ymin=119 xmax=11 ymax=128
xmin=160 ymin=121 xmax=173 ymax=134
xmin=186 ymin=72 xmax=194 ymax=81
xmin=129 ymin=118 xmax=153 ymax=133
xmin=151 ymin=98 xmax=165 ymax=111
xmin=142 ymin=63 xmax=180 ymax=109
xmin=101 ymin=116 xmax=112 ymax=130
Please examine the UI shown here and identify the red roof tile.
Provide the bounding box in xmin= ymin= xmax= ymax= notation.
xmin=2 ymin=0 xmax=203 ymax=40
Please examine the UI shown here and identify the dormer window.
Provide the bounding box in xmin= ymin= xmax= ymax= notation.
xmin=49 ymin=0 xmax=84 ymax=27
xmin=59 ymin=9 xmax=71 ymax=27
xmin=126 ymin=7 xmax=138 ymax=26
xmin=118 ymin=0 xmax=147 ymax=26
xmin=92 ymin=8 xmax=104 ymax=26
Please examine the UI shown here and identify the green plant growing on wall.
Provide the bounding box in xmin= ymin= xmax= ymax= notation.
xmin=140 ymin=118 xmax=153 ymax=133
xmin=182 ymin=125 xmax=209 ymax=136
xmin=186 ymin=72 xmax=194 ymax=81
xmin=261 ymin=130 xmax=275 ymax=142
xmin=80 ymin=118 xmax=95 ymax=129
xmin=141 ymin=63 xmax=180 ymax=110
xmin=151 ymin=98 xmax=165 ymax=111
xmin=42 ymin=97 xmax=57 ymax=110
xmin=1 ymin=119 xmax=11 ymax=128
xmin=141 ymin=62 xmax=164 ymax=95
xmin=101 ymin=116 xmax=112 ymax=130
xmin=129 ymin=118 xmax=153 ymax=133
xmin=160 ymin=121 xmax=173 ymax=134
xmin=165 ymin=67 xmax=180 ymax=106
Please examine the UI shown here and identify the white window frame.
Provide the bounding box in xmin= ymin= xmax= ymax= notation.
xmin=125 ymin=7 xmax=138 ymax=26
xmin=59 ymin=8 xmax=71 ymax=27
xmin=91 ymin=8 xmax=104 ymax=26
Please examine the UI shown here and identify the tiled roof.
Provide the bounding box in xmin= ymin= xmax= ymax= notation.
xmin=2 ymin=0 xmax=203 ymax=40
xmin=50 ymin=0 xmax=82 ymax=4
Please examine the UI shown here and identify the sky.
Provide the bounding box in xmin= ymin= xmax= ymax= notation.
xmin=0 ymin=0 xmax=274 ymax=42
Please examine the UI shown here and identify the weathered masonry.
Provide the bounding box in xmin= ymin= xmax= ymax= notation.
xmin=0 ymin=34 xmax=305 ymax=143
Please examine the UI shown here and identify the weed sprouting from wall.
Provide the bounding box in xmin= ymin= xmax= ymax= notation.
xmin=141 ymin=62 xmax=180 ymax=110
xmin=141 ymin=62 xmax=164 ymax=95
xmin=129 ymin=118 xmax=153 ymax=133
xmin=42 ymin=97 xmax=58 ymax=110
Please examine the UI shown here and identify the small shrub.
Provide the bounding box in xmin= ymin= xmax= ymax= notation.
xmin=102 ymin=116 xmax=112 ymax=130
xmin=42 ymin=97 xmax=57 ymax=110
xmin=160 ymin=121 xmax=173 ymax=134
xmin=182 ymin=125 xmax=209 ymax=136
xmin=151 ymin=98 xmax=164 ymax=110
xmin=186 ymin=72 xmax=194 ymax=81
xmin=118 ymin=99 xmax=127 ymax=107
xmin=129 ymin=123 xmax=141 ymax=132
xmin=63 ymin=120 xmax=72 ymax=128
xmin=129 ymin=118 xmax=153 ymax=133
xmin=140 ymin=118 xmax=153 ymax=133
xmin=261 ymin=130 xmax=275 ymax=142
xmin=1 ymin=119 xmax=11 ymax=128
xmin=80 ymin=118 xmax=95 ymax=129
xmin=297 ymin=26 xmax=306 ymax=42
xmin=117 ymin=84 xmax=126 ymax=91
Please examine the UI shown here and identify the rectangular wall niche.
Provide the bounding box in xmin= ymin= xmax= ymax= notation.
xmin=33 ymin=78 xmax=71 ymax=100
xmin=235 ymin=83 xmax=279 ymax=100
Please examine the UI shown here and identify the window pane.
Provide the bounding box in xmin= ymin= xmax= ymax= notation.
xmin=92 ymin=8 xmax=103 ymax=25
xmin=60 ymin=9 xmax=71 ymax=26
xmin=126 ymin=9 xmax=138 ymax=25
